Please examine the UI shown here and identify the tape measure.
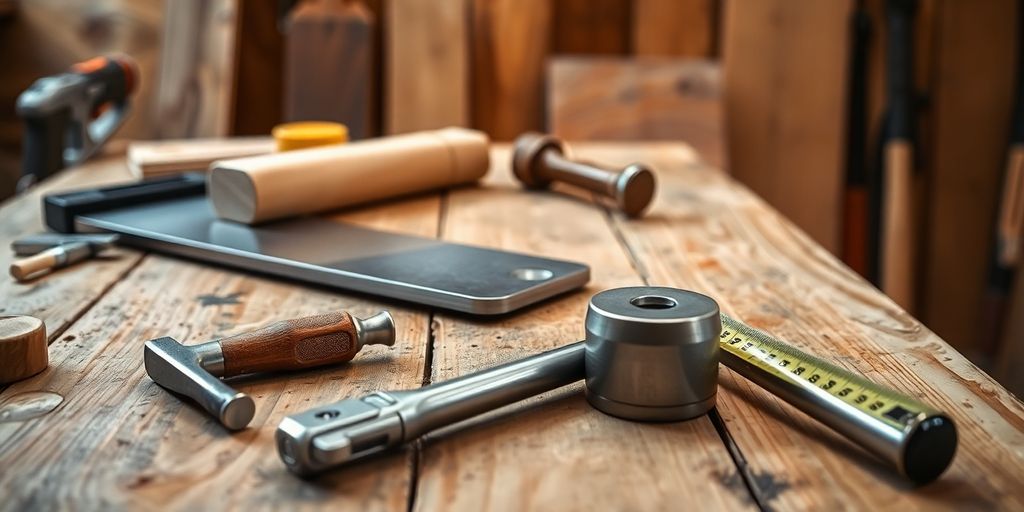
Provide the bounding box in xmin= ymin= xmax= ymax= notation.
xmin=718 ymin=315 xmax=958 ymax=485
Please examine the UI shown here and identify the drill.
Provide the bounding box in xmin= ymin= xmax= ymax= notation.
xmin=15 ymin=55 xmax=138 ymax=191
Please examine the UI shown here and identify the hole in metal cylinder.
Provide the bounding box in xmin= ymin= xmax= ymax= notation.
xmin=630 ymin=295 xmax=677 ymax=309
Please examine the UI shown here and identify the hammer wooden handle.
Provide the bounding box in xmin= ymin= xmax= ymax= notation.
xmin=220 ymin=311 xmax=359 ymax=377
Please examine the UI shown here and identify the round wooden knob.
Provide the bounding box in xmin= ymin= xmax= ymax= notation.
xmin=0 ymin=316 xmax=48 ymax=384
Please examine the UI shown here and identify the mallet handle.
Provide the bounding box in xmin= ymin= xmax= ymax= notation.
xmin=220 ymin=311 xmax=362 ymax=377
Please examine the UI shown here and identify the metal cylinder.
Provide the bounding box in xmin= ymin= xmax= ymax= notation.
xmin=584 ymin=286 xmax=721 ymax=421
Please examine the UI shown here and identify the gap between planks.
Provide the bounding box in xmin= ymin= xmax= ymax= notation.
xmin=406 ymin=189 xmax=449 ymax=512
xmin=600 ymin=200 xmax=767 ymax=510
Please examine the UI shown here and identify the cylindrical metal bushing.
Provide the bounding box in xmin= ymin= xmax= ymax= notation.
xmin=584 ymin=286 xmax=721 ymax=421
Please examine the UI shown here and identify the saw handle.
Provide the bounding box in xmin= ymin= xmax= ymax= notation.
xmin=219 ymin=311 xmax=360 ymax=377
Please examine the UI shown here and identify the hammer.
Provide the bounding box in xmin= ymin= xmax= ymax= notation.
xmin=145 ymin=310 xmax=395 ymax=430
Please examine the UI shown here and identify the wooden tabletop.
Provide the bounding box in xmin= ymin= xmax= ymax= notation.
xmin=0 ymin=143 xmax=1022 ymax=511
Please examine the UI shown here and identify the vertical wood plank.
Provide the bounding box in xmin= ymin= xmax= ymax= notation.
xmin=470 ymin=0 xmax=552 ymax=140
xmin=551 ymin=0 xmax=631 ymax=55
xmin=633 ymin=0 xmax=718 ymax=57
xmin=231 ymin=0 xmax=283 ymax=136
xmin=722 ymin=0 xmax=852 ymax=254
xmin=155 ymin=0 xmax=238 ymax=138
xmin=385 ymin=0 xmax=469 ymax=134
xmin=921 ymin=0 xmax=1018 ymax=360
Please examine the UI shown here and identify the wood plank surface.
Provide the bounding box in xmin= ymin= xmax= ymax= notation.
xmin=385 ymin=0 xmax=469 ymax=134
xmin=551 ymin=0 xmax=631 ymax=55
xmin=632 ymin=0 xmax=718 ymax=57
xmin=0 ymin=164 xmax=441 ymax=509
xmin=413 ymin=146 xmax=752 ymax=511
xmin=470 ymin=0 xmax=551 ymax=140
xmin=154 ymin=0 xmax=238 ymax=139
xmin=1 ymin=143 xmax=1023 ymax=510
xmin=722 ymin=0 xmax=852 ymax=254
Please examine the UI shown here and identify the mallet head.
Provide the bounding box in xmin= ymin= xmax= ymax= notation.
xmin=144 ymin=337 xmax=256 ymax=430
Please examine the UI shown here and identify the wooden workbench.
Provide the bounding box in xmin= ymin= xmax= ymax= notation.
xmin=0 ymin=143 xmax=1022 ymax=511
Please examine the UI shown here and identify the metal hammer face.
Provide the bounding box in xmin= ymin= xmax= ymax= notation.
xmin=144 ymin=310 xmax=395 ymax=430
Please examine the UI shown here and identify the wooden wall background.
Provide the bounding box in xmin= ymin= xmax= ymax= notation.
xmin=1 ymin=0 xmax=1021 ymax=390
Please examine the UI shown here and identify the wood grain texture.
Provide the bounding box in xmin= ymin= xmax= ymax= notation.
xmin=722 ymin=0 xmax=852 ymax=254
xmin=385 ymin=0 xmax=469 ymax=134
xmin=285 ymin=0 xmax=377 ymax=140
xmin=921 ymin=0 xmax=1018 ymax=361
xmin=633 ymin=0 xmax=718 ymax=57
xmin=470 ymin=0 xmax=551 ymax=140
xmin=2 ymin=143 xmax=1024 ymax=509
xmin=551 ymin=0 xmax=631 ymax=55
xmin=413 ymin=146 xmax=753 ymax=511
xmin=548 ymin=57 xmax=724 ymax=169
xmin=0 ymin=156 xmax=143 ymax=343
xmin=0 ymin=163 xmax=439 ymax=509
xmin=220 ymin=311 xmax=358 ymax=376
xmin=154 ymin=0 xmax=238 ymax=138
xmin=587 ymin=142 xmax=1024 ymax=510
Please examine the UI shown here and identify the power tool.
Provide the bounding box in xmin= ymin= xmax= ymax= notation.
xmin=15 ymin=55 xmax=138 ymax=191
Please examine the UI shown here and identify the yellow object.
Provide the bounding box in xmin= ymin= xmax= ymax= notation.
xmin=272 ymin=122 xmax=348 ymax=152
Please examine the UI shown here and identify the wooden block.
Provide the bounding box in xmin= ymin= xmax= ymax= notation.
xmin=548 ymin=57 xmax=724 ymax=169
xmin=154 ymin=0 xmax=239 ymax=138
xmin=921 ymin=0 xmax=1018 ymax=359
xmin=385 ymin=0 xmax=469 ymax=134
xmin=0 ymin=315 xmax=47 ymax=384
xmin=633 ymin=0 xmax=718 ymax=57
xmin=470 ymin=0 xmax=551 ymax=140
xmin=722 ymin=0 xmax=852 ymax=254
xmin=126 ymin=137 xmax=275 ymax=178
xmin=285 ymin=0 xmax=377 ymax=140
xmin=209 ymin=128 xmax=489 ymax=224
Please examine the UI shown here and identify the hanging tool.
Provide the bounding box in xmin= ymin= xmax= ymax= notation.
xmin=875 ymin=0 xmax=918 ymax=310
xmin=512 ymin=132 xmax=657 ymax=217
xmin=15 ymin=55 xmax=138 ymax=191
xmin=277 ymin=287 xmax=957 ymax=484
xmin=144 ymin=310 xmax=395 ymax=430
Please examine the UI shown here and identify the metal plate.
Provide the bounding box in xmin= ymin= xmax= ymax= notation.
xmin=75 ymin=196 xmax=590 ymax=315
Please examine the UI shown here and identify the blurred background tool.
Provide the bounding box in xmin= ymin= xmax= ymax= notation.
xmin=9 ymin=237 xmax=117 ymax=282
xmin=285 ymin=0 xmax=376 ymax=140
xmin=512 ymin=132 xmax=656 ymax=217
xmin=0 ymin=315 xmax=47 ymax=385
xmin=841 ymin=2 xmax=872 ymax=277
xmin=15 ymin=54 xmax=137 ymax=191
xmin=874 ymin=0 xmax=918 ymax=310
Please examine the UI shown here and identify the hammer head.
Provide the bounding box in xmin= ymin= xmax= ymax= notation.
xmin=144 ymin=337 xmax=255 ymax=430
